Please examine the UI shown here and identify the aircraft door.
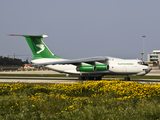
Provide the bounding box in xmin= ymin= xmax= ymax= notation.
xmin=122 ymin=66 xmax=127 ymax=72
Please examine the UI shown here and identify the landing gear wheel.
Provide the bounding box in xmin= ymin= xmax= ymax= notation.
xmin=95 ymin=77 xmax=102 ymax=81
xmin=79 ymin=77 xmax=85 ymax=80
xmin=124 ymin=76 xmax=130 ymax=81
xmin=88 ymin=77 xmax=94 ymax=80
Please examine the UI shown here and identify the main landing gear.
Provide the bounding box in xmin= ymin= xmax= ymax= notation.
xmin=124 ymin=75 xmax=130 ymax=81
xmin=79 ymin=76 xmax=102 ymax=80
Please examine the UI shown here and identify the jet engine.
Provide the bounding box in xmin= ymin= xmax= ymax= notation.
xmin=76 ymin=64 xmax=109 ymax=72
xmin=76 ymin=65 xmax=96 ymax=72
xmin=95 ymin=64 xmax=109 ymax=71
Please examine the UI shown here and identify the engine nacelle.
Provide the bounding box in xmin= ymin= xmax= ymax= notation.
xmin=95 ymin=64 xmax=109 ymax=71
xmin=76 ymin=64 xmax=109 ymax=72
xmin=76 ymin=65 xmax=96 ymax=72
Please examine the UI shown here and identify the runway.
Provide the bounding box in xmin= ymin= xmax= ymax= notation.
xmin=0 ymin=70 xmax=160 ymax=84
xmin=0 ymin=69 xmax=160 ymax=75
xmin=146 ymin=69 xmax=160 ymax=76
xmin=0 ymin=77 xmax=160 ymax=84
xmin=0 ymin=77 xmax=78 ymax=83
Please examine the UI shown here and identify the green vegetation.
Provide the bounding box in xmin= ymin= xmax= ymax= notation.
xmin=0 ymin=56 xmax=28 ymax=66
xmin=0 ymin=81 xmax=160 ymax=119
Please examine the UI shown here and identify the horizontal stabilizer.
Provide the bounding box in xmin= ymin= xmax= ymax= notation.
xmin=8 ymin=34 xmax=48 ymax=38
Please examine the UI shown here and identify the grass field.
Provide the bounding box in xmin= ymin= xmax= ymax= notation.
xmin=0 ymin=80 xmax=160 ymax=120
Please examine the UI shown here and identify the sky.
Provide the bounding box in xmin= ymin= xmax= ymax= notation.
xmin=0 ymin=1 xmax=160 ymax=62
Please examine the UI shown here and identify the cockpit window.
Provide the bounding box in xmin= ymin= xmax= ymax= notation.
xmin=138 ymin=62 xmax=148 ymax=66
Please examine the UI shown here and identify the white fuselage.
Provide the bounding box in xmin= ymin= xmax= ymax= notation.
xmin=31 ymin=57 xmax=152 ymax=77
xmin=107 ymin=58 xmax=151 ymax=75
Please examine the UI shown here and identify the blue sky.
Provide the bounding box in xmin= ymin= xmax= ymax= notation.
xmin=1 ymin=1 xmax=160 ymax=61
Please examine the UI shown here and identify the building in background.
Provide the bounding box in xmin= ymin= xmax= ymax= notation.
xmin=148 ymin=50 xmax=160 ymax=62
xmin=147 ymin=50 xmax=160 ymax=69
xmin=23 ymin=64 xmax=34 ymax=69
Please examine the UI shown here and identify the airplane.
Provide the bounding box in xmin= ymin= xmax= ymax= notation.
xmin=8 ymin=34 xmax=152 ymax=81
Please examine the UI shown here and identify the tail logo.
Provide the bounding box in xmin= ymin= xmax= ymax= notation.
xmin=36 ymin=44 xmax=45 ymax=54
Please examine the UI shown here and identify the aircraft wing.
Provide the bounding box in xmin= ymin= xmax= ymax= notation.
xmin=33 ymin=56 xmax=108 ymax=66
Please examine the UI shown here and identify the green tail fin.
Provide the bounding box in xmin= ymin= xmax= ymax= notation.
xmin=9 ymin=34 xmax=62 ymax=60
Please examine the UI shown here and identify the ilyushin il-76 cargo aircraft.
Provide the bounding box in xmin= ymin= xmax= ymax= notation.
xmin=9 ymin=34 xmax=152 ymax=80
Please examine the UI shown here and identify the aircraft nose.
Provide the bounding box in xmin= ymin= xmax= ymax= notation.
xmin=148 ymin=66 xmax=152 ymax=71
xmin=146 ymin=66 xmax=152 ymax=73
xmin=144 ymin=66 xmax=152 ymax=74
